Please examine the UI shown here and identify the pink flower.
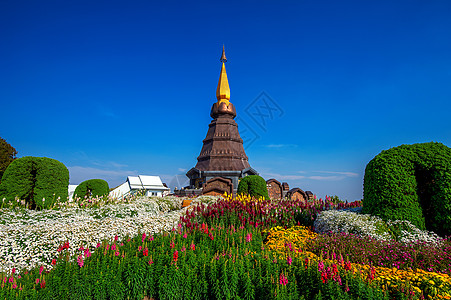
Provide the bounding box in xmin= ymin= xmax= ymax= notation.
xmin=11 ymin=268 xmax=15 ymax=274
xmin=148 ymin=260 xmax=154 ymax=265
xmin=181 ymin=246 xmax=186 ymax=252
xmin=170 ymin=241 xmax=175 ymax=249
xmin=12 ymin=283 xmax=17 ymax=289
xmin=96 ymin=243 xmax=101 ymax=248
xmin=287 ymin=256 xmax=292 ymax=266
xmin=246 ymin=233 xmax=252 ymax=242
xmin=9 ymin=277 xmax=13 ymax=283
xmin=77 ymin=255 xmax=84 ymax=268
xmin=183 ymin=233 xmax=187 ymax=239
xmin=190 ymin=242 xmax=195 ymax=251
xmin=142 ymin=233 xmax=146 ymax=242
xmin=36 ymin=278 xmax=40 ymax=284
xmin=114 ymin=235 xmax=118 ymax=241
xmin=120 ymin=243 xmax=124 ymax=246
xmin=84 ymin=249 xmax=91 ymax=258
xmin=115 ymin=251 xmax=120 ymax=256
xmin=148 ymin=235 xmax=154 ymax=241
xmin=111 ymin=244 xmax=117 ymax=251
xmin=138 ymin=246 xmax=142 ymax=251
xmin=106 ymin=244 xmax=110 ymax=251
xmin=279 ymin=273 xmax=288 ymax=286
xmin=39 ymin=266 xmax=44 ymax=275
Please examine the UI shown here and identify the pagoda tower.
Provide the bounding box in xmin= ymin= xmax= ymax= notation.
xmin=186 ymin=47 xmax=258 ymax=192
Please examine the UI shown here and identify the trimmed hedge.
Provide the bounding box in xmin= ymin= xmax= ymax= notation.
xmin=74 ymin=178 xmax=109 ymax=199
xmin=363 ymin=142 xmax=451 ymax=236
xmin=237 ymin=175 xmax=269 ymax=200
xmin=0 ymin=156 xmax=69 ymax=209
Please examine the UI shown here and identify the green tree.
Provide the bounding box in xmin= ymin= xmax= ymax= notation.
xmin=0 ymin=137 xmax=17 ymax=184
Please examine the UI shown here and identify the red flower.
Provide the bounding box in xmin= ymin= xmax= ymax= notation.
xmin=51 ymin=259 xmax=57 ymax=266
xmin=143 ymin=248 xmax=149 ymax=256
xmin=40 ymin=280 xmax=46 ymax=289
xmin=173 ymin=250 xmax=179 ymax=263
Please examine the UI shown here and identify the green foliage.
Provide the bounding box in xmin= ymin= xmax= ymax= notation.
xmin=363 ymin=142 xmax=451 ymax=236
xmin=0 ymin=137 xmax=17 ymax=184
xmin=74 ymin=179 xmax=109 ymax=199
xmin=237 ymin=175 xmax=270 ymax=200
xmin=0 ymin=156 xmax=69 ymax=209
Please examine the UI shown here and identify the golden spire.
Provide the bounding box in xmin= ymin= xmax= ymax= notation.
xmin=216 ymin=45 xmax=230 ymax=106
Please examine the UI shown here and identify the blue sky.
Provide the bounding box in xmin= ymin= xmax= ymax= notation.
xmin=1 ymin=0 xmax=450 ymax=201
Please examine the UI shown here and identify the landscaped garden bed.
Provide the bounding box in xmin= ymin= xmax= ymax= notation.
xmin=1 ymin=194 xmax=450 ymax=299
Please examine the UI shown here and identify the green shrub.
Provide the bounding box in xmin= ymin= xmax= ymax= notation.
xmin=363 ymin=142 xmax=451 ymax=236
xmin=0 ymin=156 xmax=69 ymax=209
xmin=237 ymin=175 xmax=269 ymax=200
xmin=74 ymin=179 xmax=109 ymax=199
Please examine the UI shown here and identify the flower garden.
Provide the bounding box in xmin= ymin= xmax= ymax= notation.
xmin=1 ymin=193 xmax=450 ymax=299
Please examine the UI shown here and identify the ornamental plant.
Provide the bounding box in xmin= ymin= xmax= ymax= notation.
xmin=1 ymin=224 xmax=397 ymax=300
xmin=237 ymin=175 xmax=270 ymax=200
xmin=73 ymin=179 xmax=109 ymax=199
xmin=0 ymin=156 xmax=69 ymax=209
xmin=363 ymin=142 xmax=451 ymax=236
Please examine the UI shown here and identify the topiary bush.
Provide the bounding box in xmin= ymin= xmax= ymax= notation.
xmin=74 ymin=178 xmax=109 ymax=199
xmin=0 ymin=156 xmax=69 ymax=209
xmin=237 ymin=175 xmax=269 ymax=200
xmin=363 ymin=142 xmax=451 ymax=236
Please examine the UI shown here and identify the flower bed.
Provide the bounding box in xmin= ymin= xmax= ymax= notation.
xmin=1 ymin=195 xmax=450 ymax=299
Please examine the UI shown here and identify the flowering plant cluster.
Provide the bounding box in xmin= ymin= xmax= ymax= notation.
xmin=314 ymin=210 xmax=443 ymax=245
xmin=265 ymin=226 xmax=451 ymax=299
xmin=1 ymin=194 xmax=450 ymax=299
xmin=181 ymin=194 xmax=362 ymax=231
xmin=0 ymin=197 xmax=186 ymax=273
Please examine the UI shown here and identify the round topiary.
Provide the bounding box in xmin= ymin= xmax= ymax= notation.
xmin=74 ymin=179 xmax=109 ymax=199
xmin=363 ymin=142 xmax=451 ymax=236
xmin=0 ymin=156 xmax=69 ymax=209
xmin=237 ymin=175 xmax=269 ymax=200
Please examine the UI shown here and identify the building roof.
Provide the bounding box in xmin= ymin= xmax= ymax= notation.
xmin=127 ymin=175 xmax=169 ymax=190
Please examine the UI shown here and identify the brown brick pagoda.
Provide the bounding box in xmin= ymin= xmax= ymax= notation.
xmin=186 ymin=47 xmax=258 ymax=192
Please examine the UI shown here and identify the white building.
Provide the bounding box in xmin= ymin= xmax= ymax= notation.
xmin=109 ymin=175 xmax=170 ymax=198
xmin=68 ymin=184 xmax=78 ymax=199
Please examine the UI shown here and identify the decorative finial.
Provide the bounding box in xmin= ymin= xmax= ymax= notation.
xmin=216 ymin=46 xmax=230 ymax=105
xmin=220 ymin=45 xmax=227 ymax=63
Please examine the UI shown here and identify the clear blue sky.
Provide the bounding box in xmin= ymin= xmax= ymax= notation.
xmin=1 ymin=0 xmax=450 ymax=201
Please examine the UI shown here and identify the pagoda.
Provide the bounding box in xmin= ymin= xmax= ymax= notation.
xmin=186 ymin=47 xmax=258 ymax=193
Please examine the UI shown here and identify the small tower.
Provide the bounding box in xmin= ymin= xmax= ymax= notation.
xmin=186 ymin=47 xmax=258 ymax=193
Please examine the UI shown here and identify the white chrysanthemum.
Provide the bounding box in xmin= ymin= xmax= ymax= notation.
xmin=314 ymin=210 xmax=444 ymax=246
xmin=0 ymin=197 xmax=193 ymax=274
